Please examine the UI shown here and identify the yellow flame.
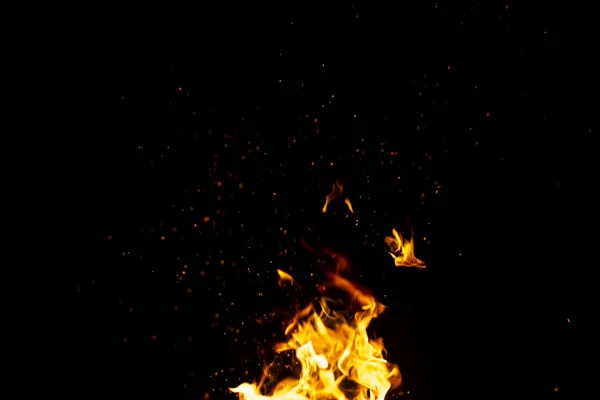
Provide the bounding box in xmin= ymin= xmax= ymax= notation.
xmin=383 ymin=228 xmax=425 ymax=269
xmin=231 ymin=271 xmax=400 ymax=400
xmin=277 ymin=269 xmax=298 ymax=287
xmin=322 ymin=180 xmax=354 ymax=214
xmin=344 ymin=198 xmax=354 ymax=214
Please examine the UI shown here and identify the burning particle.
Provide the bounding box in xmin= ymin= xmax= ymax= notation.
xmin=160 ymin=236 xmax=166 ymax=241
xmin=107 ymin=235 xmax=113 ymax=240
xmin=151 ymin=335 xmax=157 ymax=341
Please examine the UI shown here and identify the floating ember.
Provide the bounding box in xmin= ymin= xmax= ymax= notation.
xmin=383 ymin=228 xmax=425 ymax=269
xmin=230 ymin=260 xmax=400 ymax=400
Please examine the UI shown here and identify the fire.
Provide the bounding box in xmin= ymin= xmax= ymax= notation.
xmin=230 ymin=268 xmax=400 ymax=400
xmin=322 ymin=180 xmax=354 ymax=214
xmin=383 ymin=228 xmax=425 ymax=269
xmin=344 ymin=198 xmax=354 ymax=214
xmin=277 ymin=269 xmax=298 ymax=287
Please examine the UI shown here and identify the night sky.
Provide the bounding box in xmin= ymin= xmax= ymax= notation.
xmin=64 ymin=2 xmax=591 ymax=400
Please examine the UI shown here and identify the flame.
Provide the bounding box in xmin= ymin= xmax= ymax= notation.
xmin=277 ymin=269 xmax=298 ymax=287
xmin=344 ymin=198 xmax=354 ymax=214
xmin=383 ymin=228 xmax=425 ymax=269
xmin=322 ymin=180 xmax=354 ymax=214
xmin=230 ymin=267 xmax=400 ymax=400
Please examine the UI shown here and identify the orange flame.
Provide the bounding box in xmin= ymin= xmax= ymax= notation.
xmin=383 ymin=228 xmax=425 ymax=269
xmin=322 ymin=180 xmax=354 ymax=214
xmin=277 ymin=269 xmax=298 ymax=287
xmin=230 ymin=267 xmax=400 ymax=400
xmin=344 ymin=198 xmax=354 ymax=214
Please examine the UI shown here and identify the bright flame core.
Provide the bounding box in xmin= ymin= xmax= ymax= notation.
xmin=230 ymin=270 xmax=400 ymax=400
xmin=383 ymin=228 xmax=425 ymax=269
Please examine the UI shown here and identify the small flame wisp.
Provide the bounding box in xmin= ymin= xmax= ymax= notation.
xmin=383 ymin=228 xmax=425 ymax=269
xmin=322 ymin=180 xmax=354 ymax=214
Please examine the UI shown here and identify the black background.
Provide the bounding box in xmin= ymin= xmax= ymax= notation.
xmin=63 ymin=2 xmax=592 ymax=399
